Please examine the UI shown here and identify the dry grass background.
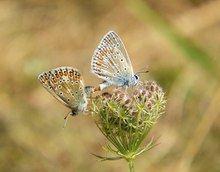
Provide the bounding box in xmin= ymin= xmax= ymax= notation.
xmin=0 ymin=0 xmax=220 ymax=171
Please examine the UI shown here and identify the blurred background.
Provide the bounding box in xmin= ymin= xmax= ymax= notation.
xmin=1 ymin=0 xmax=220 ymax=171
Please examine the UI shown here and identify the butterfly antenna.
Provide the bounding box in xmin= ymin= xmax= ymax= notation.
xmin=136 ymin=66 xmax=149 ymax=75
xmin=63 ymin=112 xmax=72 ymax=128
xmin=84 ymin=86 xmax=98 ymax=100
xmin=136 ymin=70 xmax=149 ymax=75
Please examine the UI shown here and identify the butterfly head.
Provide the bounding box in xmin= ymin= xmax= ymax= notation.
xmin=132 ymin=70 xmax=149 ymax=86
xmin=71 ymin=107 xmax=80 ymax=116
xmin=131 ymin=74 xmax=140 ymax=86
xmin=84 ymin=86 xmax=95 ymax=96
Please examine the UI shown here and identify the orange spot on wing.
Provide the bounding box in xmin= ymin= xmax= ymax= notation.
xmin=52 ymin=79 xmax=57 ymax=83
xmin=96 ymin=61 xmax=102 ymax=66
xmin=98 ymin=55 xmax=104 ymax=60
xmin=59 ymin=72 xmax=63 ymax=76
xmin=77 ymin=75 xmax=81 ymax=79
xmin=45 ymin=76 xmax=49 ymax=80
xmin=103 ymin=49 xmax=107 ymax=53
xmin=64 ymin=71 xmax=68 ymax=76
xmin=69 ymin=72 xmax=73 ymax=77
xmin=100 ymin=51 xmax=105 ymax=56
xmin=40 ymin=78 xmax=45 ymax=83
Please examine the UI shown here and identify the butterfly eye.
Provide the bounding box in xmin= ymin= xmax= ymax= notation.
xmin=134 ymin=75 xmax=139 ymax=80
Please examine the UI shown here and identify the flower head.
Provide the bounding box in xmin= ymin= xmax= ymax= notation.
xmin=92 ymin=81 xmax=166 ymax=161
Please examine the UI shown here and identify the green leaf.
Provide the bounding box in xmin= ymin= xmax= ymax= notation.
xmin=91 ymin=153 xmax=123 ymax=161
xmin=135 ymin=137 xmax=160 ymax=156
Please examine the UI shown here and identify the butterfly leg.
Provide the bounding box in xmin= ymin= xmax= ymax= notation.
xmin=84 ymin=86 xmax=95 ymax=95
xmin=96 ymin=81 xmax=112 ymax=91
xmin=63 ymin=111 xmax=73 ymax=128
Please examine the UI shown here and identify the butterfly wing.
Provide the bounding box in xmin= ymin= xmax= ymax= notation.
xmin=91 ymin=31 xmax=134 ymax=87
xmin=38 ymin=67 xmax=88 ymax=113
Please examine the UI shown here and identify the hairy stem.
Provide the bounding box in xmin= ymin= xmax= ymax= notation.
xmin=128 ymin=159 xmax=135 ymax=172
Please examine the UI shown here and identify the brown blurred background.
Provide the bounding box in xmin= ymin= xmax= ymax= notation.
xmin=1 ymin=0 xmax=220 ymax=171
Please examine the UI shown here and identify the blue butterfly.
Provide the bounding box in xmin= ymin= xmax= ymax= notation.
xmin=38 ymin=67 xmax=94 ymax=121
xmin=91 ymin=31 xmax=140 ymax=90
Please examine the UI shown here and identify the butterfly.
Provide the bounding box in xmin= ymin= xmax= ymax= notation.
xmin=38 ymin=67 xmax=94 ymax=123
xmin=91 ymin=31 xmax=140 ymax=91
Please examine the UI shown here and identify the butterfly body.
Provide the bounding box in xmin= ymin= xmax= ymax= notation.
xmin=113 ymin=73 xmax=139 ymax=87
xmin=38 ymin=67 xmax=93 ymax=116
xmin=91 ymin=31 xmax=139 ymax=90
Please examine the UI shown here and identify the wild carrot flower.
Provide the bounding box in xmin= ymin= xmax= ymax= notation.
xmin=91 ymin=80 xmax=166 ymax=172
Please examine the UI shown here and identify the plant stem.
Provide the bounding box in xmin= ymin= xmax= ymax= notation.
xmin=128 ymin=159 xmax=135 ymax=172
